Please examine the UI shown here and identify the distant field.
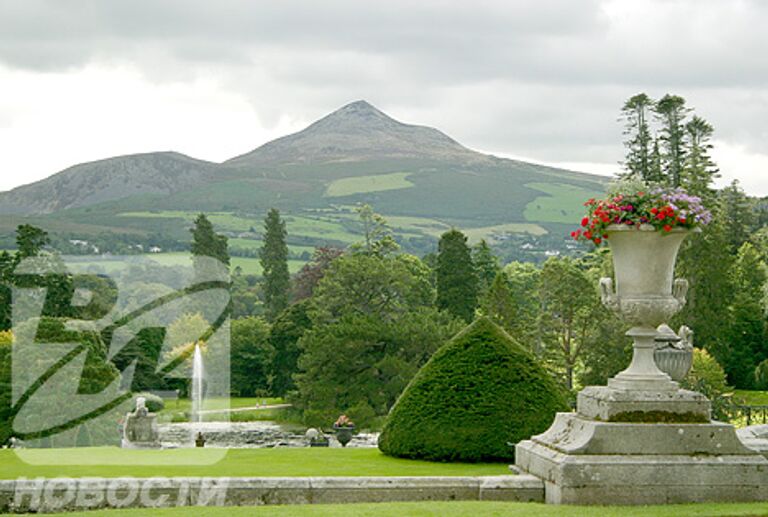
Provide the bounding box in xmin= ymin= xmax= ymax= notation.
xmin=523 ymin=183 xmax=604 ymax=224
xmin=65 ymin=253 xmax=305 ymax=276
xmin=285 ymin=215 xmax=360 ymax=244
xmin=228 ymin=238 xmax=315 ymax=256
xmin=117 ymin=210 xmax=361 ymax=246
xmin=462 ymin=223 xmax=548 ymax=242
xmin=324 ymin=172 xmax=414 ymax=197
xmin=148 ymin=253 xmax=306 ymax=275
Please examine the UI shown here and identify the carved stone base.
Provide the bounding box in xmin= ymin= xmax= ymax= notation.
xmin=514 ymin=412 xmax=768 ymax=505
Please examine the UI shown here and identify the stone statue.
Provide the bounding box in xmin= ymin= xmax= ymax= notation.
xmin=121 ymin=397 xmax=161 ymax=449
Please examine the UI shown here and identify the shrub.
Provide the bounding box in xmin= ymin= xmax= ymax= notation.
xmin=133 ymin=392 xmax=165 ymax=413
xmin=378 ymin=317 xmax=569 ymax=462
xmin=681 ymin=348 xmax=731 ymax=421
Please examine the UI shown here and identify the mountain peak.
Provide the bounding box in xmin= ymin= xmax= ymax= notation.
xmin=226 ymin=100 xmax=479 ymax=166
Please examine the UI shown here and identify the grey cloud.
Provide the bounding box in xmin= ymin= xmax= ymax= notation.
xmin=1 ymin=0 xmax=768 ymax=168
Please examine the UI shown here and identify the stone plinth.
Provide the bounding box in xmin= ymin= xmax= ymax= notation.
xmin=577 ymin=386 xmax=710 ymax=422
xmin=514 ymin=389 xmax=768 ymax=505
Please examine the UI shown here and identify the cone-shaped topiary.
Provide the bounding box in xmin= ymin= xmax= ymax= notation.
xmin=378 ymin=317 xmax=568 ymax=462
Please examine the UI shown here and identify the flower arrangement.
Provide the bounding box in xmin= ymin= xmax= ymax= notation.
xmin=333 ymin=414 xmax=355 ymax=428
xmin=572 ymin=186 xmax=712 ymax=246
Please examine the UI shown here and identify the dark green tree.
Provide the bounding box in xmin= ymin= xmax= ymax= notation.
xmin=620 ymin=93 xmax=655 ymax=182
xmin=723 ymin=243 xmax=768 ymax=388
xmin=260 ymin=208 xmax=290 ymax=321
xmin=472 ymin=239 xmax=501 ymax=297
xmin=675 ymin=206 xmax=735 ymax=363
xmin=269 ymin=300 xmax=312 ymax=397
xmin=16 ymin=225 xmax=49 ymax=258
xmin=436 ymin=229 xmax=478 ymax=323
xmin=682 ymin=115 xmax=719 ymax=195
xmin=479 ymin=272 xmax=516 ymax=333
xmin=230 ymin=316 xmax=274 ymax=396
xmin=655 ymin=94 xmax=689 ymax=187
xmin=295 ymin=309 xmax=462 ymax=428
xmin=720 ymin=181 xmax=756 ymax=251
xmin=190 ymin=214 xmax=229 ymax=270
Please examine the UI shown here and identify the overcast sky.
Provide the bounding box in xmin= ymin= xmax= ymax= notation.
xmin=1 ymin=0 xmax=767 ymax=194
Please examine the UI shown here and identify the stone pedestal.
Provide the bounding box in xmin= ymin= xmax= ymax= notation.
xmin=514 ymin=387 xmax=768 ymax=504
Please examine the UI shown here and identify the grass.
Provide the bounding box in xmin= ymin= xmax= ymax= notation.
xmin=733 ymin=390 xmax=768 ymax=405
xmin=324 ymin=172 xmax=414 ymax=197
xmin=229 ymin=238 xmax=315 ymax=256
xmin=1 ymin=448 xmax=510 ymax=479
xmin=39 ymin=501 xmax=768 ymax=517
xmin=523 ymin=183 xmax=604 ymax=224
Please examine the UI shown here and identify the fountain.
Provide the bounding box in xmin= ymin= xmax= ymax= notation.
xmin=192 ymin=344 xmax=204 ymax=425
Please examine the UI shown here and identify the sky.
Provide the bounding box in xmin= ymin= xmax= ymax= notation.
xmin=1 ymin=0 xmax=767 ymax=194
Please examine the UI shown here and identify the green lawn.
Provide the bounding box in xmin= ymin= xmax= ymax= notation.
xmin=1 ymin=448 xmax=509 ymax=479
xmin=40 ymin=501 xmax=768 ymax=517
xmin=145 ymin=252 xmax=306 ymax=276
xmin=324 ymin=172 xmax=414 ymax=197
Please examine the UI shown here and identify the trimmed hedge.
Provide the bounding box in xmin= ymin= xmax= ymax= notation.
xmin=378 ymin=317 xmax=568 ymax=462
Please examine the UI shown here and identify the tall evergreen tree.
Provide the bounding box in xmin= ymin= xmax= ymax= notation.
xmin=720 ymin=181 xmax=756 ymax=251
xmin=682 ymin=115 xmax=719 ymax=195
xmin=436 ymin=229 xmax=478 ymax=323
xmin=190 ymin=214 xmax=229 ymax=266
xmin=655 ymin=94 xmax=689 ymax=187
xmin=472 ymin=239 xmax=501 ymax=297
xmin=260 ymin=208 xmax=290 ymax=321
xmin=480 ymin=272 xmax=516 ymax=333
xmin=620 ymin=93 xmax=654 ymax=182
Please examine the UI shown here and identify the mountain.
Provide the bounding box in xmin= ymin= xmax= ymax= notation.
xmin=0 ymin=152 xmax=219 ymax=215
xmin=226 ymin=100 xmax=488 ymax=167
xmin=0 ymin=101 xmax=606 ymax=255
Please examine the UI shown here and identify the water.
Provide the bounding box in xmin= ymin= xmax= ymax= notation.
xmin=158 ymin=421 xmax=379 ymax=449
xmin=191 ymin=344 xmax=203 ymax=424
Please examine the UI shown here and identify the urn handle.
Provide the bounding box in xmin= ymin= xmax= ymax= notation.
xmin=599 ymin=277 xmax=619 ymax=312
xmin=672 ymin=278 xmax=689 ymax=307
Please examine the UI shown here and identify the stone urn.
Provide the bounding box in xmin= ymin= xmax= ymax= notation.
xmin=599 ymin=224 xmax=694 ymax=391
xmin=654 ymin=324 xmax=694 ymax=382
xmin=333 ymin=425 xmax=355 ymax=447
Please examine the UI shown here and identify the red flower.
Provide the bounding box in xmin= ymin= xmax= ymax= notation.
xmin=593 ymin=237 xmax=602 ymax=245
xmin=584 ymin=230 xmax=593 ymax=239
xmin=581 ymin=217 xmax=589 ymax=227
xmin=663 ymin=224 xmax=672 ymax=232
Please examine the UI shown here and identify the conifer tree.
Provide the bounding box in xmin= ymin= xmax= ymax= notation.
xmin=436 ymin=229 xmax=478 ymax=323
xmin=260 ymin=208 xmax=290 ymax=321
xmin=472 ymin=239 xmax=500 ymax=297
xmin=620 ymin=93 xmax=654 ymax=182
xmin=655 ymin=94 xmax=689 ymax=187
xmin=682 ymin=115 xmax=719 ymax=195
xmin=190 ymin=214 xmax=229 ymax=266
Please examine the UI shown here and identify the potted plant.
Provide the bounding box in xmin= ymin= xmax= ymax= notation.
xmin=332 ymin=414 xmax=355 ymax=447
xmin=572 ymin=184 xmax=711 ymax=390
